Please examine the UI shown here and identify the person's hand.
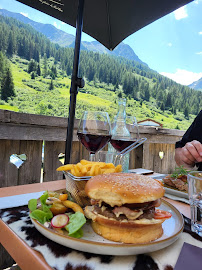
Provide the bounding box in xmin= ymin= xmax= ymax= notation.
xmin=175 ymin=140 xmax=202 ymax=169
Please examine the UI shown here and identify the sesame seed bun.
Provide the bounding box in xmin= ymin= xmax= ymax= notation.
xmin=85 ymin=173 xmax=165 ymax=207
xmin=91 ymin=220 xmax=163 ymax=244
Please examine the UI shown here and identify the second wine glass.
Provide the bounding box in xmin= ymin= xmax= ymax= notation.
xmin=110 ymin=116 xmax=140 ymax=153
xmin=77 ymin=111 xmax=111 ymax=161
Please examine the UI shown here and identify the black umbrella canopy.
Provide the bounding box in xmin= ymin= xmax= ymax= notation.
xmin=16 ymin=0 xmax=193 ymax=164
xmin=17 ymin=0 xmax=193 ymax=50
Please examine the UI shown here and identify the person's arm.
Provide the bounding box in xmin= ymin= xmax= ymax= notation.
xmin=175 ymin=140 xmax=202 ymax=169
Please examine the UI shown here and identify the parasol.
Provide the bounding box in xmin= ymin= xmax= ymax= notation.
xmin=16 ymin=0 xmax=193 ymax=164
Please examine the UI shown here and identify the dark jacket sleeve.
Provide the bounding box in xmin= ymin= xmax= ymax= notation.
xmin=175 ymin=110 xmax=202 ymax=149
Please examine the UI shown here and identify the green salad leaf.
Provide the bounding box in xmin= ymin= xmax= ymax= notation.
xmin=29 ymin=209 xmax=52 ymax=224
xmin=28 ymin=191 xmax=53 ymax=224
xmin=69 ymin=228 xmax=84 ymax=238
xmin=28 ymin=199 xmax=37 ymax=212
xmin=28 ymin=191 xmax=86 ymax=239
xmin=65 ymin=212 xmax=86 ymax=237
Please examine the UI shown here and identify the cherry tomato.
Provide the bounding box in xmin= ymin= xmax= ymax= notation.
xmin=154 ymin=209 xmax=172 ymax=219
xmin=59 ymin=193 xmax=68 ymax=201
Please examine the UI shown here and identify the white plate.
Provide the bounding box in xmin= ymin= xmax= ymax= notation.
xmin=128 ymin=168 xmax=154 ymax=175
xmin=31 ymin=199 xmax=184 ymax=256
xmin=150 ymin=174 xmax=189 ymax=199
xmin=164 ymin=186 xmax=189 ymax=199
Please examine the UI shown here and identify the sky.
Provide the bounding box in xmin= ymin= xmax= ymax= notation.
xmin=0 ymin=0 xmax=202 ymax=85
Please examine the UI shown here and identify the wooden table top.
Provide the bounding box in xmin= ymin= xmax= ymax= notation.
xmin=0 ymin=179 xmax=191 ymax=270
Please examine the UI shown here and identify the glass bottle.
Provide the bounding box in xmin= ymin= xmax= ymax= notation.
xmin=108 ymin=98 xmax=130 ymax=172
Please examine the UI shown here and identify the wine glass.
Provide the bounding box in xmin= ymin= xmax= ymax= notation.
xmin=77 ymin=111 xmax=111 ymax=161
xmin=110 ymin=116 xmax=140 ymax=153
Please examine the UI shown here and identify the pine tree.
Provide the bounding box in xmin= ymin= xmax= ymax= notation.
xmin=184 ymin=105 xmax=189 ymax=119
xmin=31 ymin=71 xmax=35 ymax=79
xmin=43 ymin=54 xmax=48 ymax=77
xmin=7 ymin=31 xmax=15 ymax=56
xmin=1 ymin=68 xmax=15 ymax=101
xmin=28 ymin=59 xmax=36 ymax=73
xmin=49 ymin=79 xmax=54 ymax=90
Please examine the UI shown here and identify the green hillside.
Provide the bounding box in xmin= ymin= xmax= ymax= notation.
xmin=0 ymin=55 xmax=196 ymax=130
xmin=0 ymin=14 xmax=201 ymax=130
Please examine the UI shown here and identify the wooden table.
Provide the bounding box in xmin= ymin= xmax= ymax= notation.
xmin=0 ymin=180 xmax=191 ymax=270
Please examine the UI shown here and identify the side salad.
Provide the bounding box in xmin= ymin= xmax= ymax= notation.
xmin=28 ymin=191 xmax=86 ymax=238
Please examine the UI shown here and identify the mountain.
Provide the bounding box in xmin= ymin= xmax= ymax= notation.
xmin=0 ymin=9 xmax=75 ymax=47
xmin=82 ymin=41 xmax=148 ymax=65
xmin=0 ymin=8 xmax=147 ymax=66
xmin=189 ymin=77 xmax=202 ymax=91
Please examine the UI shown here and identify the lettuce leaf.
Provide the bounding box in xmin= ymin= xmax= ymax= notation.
xmin=28 ymin=199 xmax=37 ymax=212
xmin=28 ymin=191 xmax=53 ymax=224
xmin=29 ymin=209 xmax=52 ymax=224
xmin=65 ymin=212 xmax=86 ymax=237
xmin=69 ymin=228 xmax=84 ymax=238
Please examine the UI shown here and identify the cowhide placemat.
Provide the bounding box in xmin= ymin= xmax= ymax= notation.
xmin=0 ymin=206 xmax=202 ymax=270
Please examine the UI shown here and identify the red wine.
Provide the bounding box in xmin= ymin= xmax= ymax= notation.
xmin=77 ymin=132 xmax=111 ymax=153
xmin=110 ymin=139 xmax=136 ymax=152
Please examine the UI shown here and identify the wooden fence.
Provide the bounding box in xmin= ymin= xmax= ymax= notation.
xmin=0 ymin=109 xmax=185 ymax=188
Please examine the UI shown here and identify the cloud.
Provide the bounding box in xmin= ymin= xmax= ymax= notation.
xmin=160 ymin=69 xmax=202 ymax=85
xmin=167 ymin=43 xmax=172 ymax=47
xmin=196 ymin=52 xmax=202 ymax=55
xmin=20 ymin=12 xmax=29 ymax=18
xmin=53 ymin=21 xmax=61 ymax=29
xmin=194 ymin=0 xmax=202 ymax=4
xmin=174 ymin=6 xmax=188 ymax=20
xmin=199 ymin=31 xmax=202 ymax=35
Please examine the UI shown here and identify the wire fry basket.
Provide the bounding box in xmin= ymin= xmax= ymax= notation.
xmin=64 ymin=172 xmax=91 ymax=207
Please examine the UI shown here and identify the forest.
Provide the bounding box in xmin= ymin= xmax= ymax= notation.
xmin=0 ymin=15 xmax=201 ymax=130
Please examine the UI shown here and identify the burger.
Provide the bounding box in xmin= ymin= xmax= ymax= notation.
xmin=84 ymin=173 xmax=172 ymax=244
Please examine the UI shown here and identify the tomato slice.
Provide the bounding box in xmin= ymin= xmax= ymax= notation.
xmin=154 ymin=209 xmax=172 ymax=219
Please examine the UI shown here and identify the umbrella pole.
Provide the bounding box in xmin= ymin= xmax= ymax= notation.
xmin=64 ymin=0 xmax=85 ymax=165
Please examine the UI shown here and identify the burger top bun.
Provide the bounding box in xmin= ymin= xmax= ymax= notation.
xmin=85 ymin=173 xmax=164 ymax=207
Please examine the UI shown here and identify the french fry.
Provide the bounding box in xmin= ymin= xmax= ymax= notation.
xmin=56 ymin=164 xmax=74 ymax=171
xmin=85 ymin=164 xmax=93 ymax=171
xmin=73 ymin=165 xmax=82 ymax=177
xmin=115 ymin=164 xmax=122 ymax=172
xmin=94 ymin=165 xmax=101 ymax=175
xmin=62 ymin=200 xmax=84 ymax=214
xmin=103 ymin=168 xmax=116 ymax=174
xmin=80 ymin=159 xmax=91 ymax=165
xmin=76 ymin=162 xmax=83 ymax=170
xmin=90 ymin=162 xmax=106 ymax=168
xmin=89 ymin=164 xmax=96 ymax=176
xmin=70 ymin=168 xmax=76 ymax=176
xmin=57 ymin=159 xmax=122 ymax=177
xmin=81 ymin=165 xmax=88 ymax=175
xmin=104 ymin=163 xmax=115 ymax=169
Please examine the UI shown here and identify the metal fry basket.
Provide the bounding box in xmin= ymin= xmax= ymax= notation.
xmin=64 ymin=172 xmax=91 ymax=207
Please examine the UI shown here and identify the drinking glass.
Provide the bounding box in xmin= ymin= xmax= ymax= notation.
xmin=110 ymin=116 xmax=140 ymax=153
xmin=77 ymin=111 xmax=111 ymax=161
xmin=188 ymin=171 xmax=202 ymax=236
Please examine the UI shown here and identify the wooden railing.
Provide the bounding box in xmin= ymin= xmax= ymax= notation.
xmin=0 ymin=109 xmax=185 ymax=188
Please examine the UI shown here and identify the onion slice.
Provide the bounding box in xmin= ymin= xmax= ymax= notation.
xmin=51 ymin=214 xmax=69 ymax=228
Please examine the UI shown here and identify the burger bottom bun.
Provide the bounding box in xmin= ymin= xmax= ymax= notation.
xmin=91 ymin=221 xmax=163 ymax=244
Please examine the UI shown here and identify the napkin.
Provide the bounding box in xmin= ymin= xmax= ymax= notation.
xmin=0 ymin=191 xmax=45 ymax=209
xmin=174 ymin=242 xmax=202 ymax=270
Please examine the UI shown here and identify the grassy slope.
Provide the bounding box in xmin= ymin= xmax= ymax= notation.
xmin=0 ymin=56 xmax=195 ymax=130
